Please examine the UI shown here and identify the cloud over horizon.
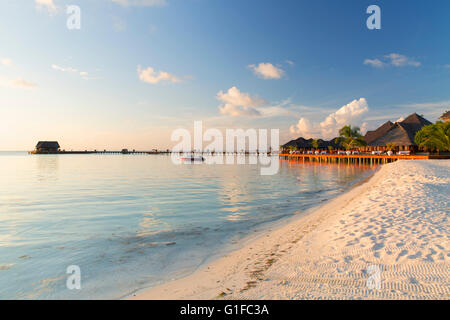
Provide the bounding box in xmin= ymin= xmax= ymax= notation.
xmin=289 ymin=98 xmax=369 ymax=139
xmin=217 ymin=86 xmax=267 ymax=116
xmin=1 ymin=58 xmax=14 ymax=67
xmin=0 ymin=76 xmax=38 ymax=89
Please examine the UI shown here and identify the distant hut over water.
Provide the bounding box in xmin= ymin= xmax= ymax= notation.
xmin=33 ymin=141 xmax=60 ymax=154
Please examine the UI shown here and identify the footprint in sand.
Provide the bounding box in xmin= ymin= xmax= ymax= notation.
xmin=396 ymin=249 xmax=408 ymax=262
xmin=372 ymin=242 xmax=385 ymax=251
xmin=407 ymin=251 xmax=422 ymax=259
xmin=409 ymin=277 xmax=419 ymax=285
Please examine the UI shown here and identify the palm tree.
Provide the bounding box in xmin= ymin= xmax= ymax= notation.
xmin=386 ymin=142 xmax=396 ymax=151
xmin=287 ymin=145 xmax=296 ymax=153
xmin=414 ymin=121 xmax=450 ymax=152
xmin=336 ymin=125 xmax=367 ymax=150
xmin=311 ymin=139 xmax=319 ymax=149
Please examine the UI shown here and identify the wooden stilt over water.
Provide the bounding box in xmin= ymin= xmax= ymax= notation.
xmin=279 ymin=154 xmax=449 ymax=164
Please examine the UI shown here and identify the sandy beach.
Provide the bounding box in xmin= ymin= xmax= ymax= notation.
xmin=130 ymin=160 xmax=449 ymax=300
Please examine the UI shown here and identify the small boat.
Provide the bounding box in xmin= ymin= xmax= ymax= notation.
xmin=181 ymin=155 xmax=205 ymax=162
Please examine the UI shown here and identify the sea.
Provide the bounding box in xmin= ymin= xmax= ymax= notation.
xmin=0 ymin=152 xmax=376 ymax=299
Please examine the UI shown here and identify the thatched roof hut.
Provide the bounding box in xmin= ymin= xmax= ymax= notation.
xmin=364 ymin=121 xmax=394 ymax=145
xmin=365 ymin=113 xmax=432 ymax=150
xmin=282 ymin=137 xmax=339 ymax=149
xmin=35 ymin=141 xmax=60 ymax=153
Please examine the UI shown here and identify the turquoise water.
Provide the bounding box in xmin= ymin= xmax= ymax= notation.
xmin=0 ymin=152 xmax=375 ymax=299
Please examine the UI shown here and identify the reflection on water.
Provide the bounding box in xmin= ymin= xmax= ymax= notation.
xmin=35 ymin=155 xmax=59 ymax=182
xmin=0 ymin=152 xmax=377 ymax=299
xmin=137 ymin=212 xmax=171 ymax=238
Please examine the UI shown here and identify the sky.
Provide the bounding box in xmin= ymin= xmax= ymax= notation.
xmin=0 ymin=0 xmax=449 ymax=151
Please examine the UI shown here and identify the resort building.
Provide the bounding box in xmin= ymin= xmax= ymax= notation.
xmin=361 ymin=113 xmax=432 ymax=152
xmin=440 ymin=111 xmax=450 ymax=122
xmin=34 ymin=141 xmax=60 ymax=153
xmin=282 ymin=137 xmax=339 ymax=151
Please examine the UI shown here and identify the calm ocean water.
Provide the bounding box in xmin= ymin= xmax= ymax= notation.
xmin=0 ymin=152 xmax=376 ymax=299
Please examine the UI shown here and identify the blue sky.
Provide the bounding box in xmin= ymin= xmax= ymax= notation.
xmin=1 ymin=0 xmax=449 ymax=150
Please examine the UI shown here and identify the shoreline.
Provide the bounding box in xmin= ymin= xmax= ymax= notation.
xmin=129 ymin=160 xmax=449 ymax=300
xmin=127 ymin=163 xmax=380 ymax=300
xmin=121 ymin=166 xmax=378 ymax=299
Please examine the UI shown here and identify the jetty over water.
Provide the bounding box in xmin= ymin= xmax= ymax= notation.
xmin=29 ymin=141 xmax=169 ymax=155
xmin=29 ymin=141 xmax=450 ymax=162
xmin=279 ymin=153 xmax=450 ymax=164
xmin=29 ymin=149 xmax=169 ymax=155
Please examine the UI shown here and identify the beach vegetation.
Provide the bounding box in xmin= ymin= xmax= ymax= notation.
xmin=335 ymin=125 xmax=367 ymax=150
xmin=312 ymin=139 xmax=319 ymax=149
xmin=414 ymin=121 xmax=450 ymax=152
xmin=386 ymin=142 xmax=396 ymax=151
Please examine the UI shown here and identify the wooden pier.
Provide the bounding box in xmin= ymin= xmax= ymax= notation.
xmin=28 ymin=150 xmax=170 ymax=155
xmin=279 ymin=153 xmax=450 ymax=165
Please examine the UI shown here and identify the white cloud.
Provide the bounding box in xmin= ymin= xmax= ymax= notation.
xmin=385 ymin=53 xmax=420 ymax=67
xmin=0 ymin=76 xmax=38 ymax=89
xmin=290 ymin=98 xmax=369 ymax=139
xmin=289 ymin=117 xmax=319 ymax=138
xmin=285 ymin=60 xmax=295 ymax=66
xmin=52 ymin=64 xmax=89 ymax=79
xmin=364 ymin=53 xmax=421 ymax=68
xmin=217 ymin=86 xmax=267 ymax=117
xmin=257 ymin=105 xmax=296 ymax=118
xmin=360 ymin=122 xmax=370 ymax=135
xmin=12 ymin=78 xmax=38 ymax=89
xmin=52 ymin=64 xmax=77 ymax=73
xmin=35 ymin=0 xmax=57 ymax=13
xmin=1 ymin=58 xmax=14 ymax=67
xmin=137 ymin=66 xmax=180 ymax=84
xmin=364 ymin=58 xmax=384 ymax=68
xmin=217 ymin=91 xmax=306 ymax=118
xmin=111 ymin=0 xmax=166 ymax=6
xmin=248 ymin=62 xmax=284 ymax=79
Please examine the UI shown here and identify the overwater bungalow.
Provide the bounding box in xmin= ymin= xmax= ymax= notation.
xmin=281 ymin=137 xmax=339 ymax=152
xmin=282 ymin=112 xmax=435 ymax=155
xmin=33 ymin=141 xmax=60 ymax=154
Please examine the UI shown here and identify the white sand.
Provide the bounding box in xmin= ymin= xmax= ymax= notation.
xmin=130 ymin=160 xmax=449 ymax=300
